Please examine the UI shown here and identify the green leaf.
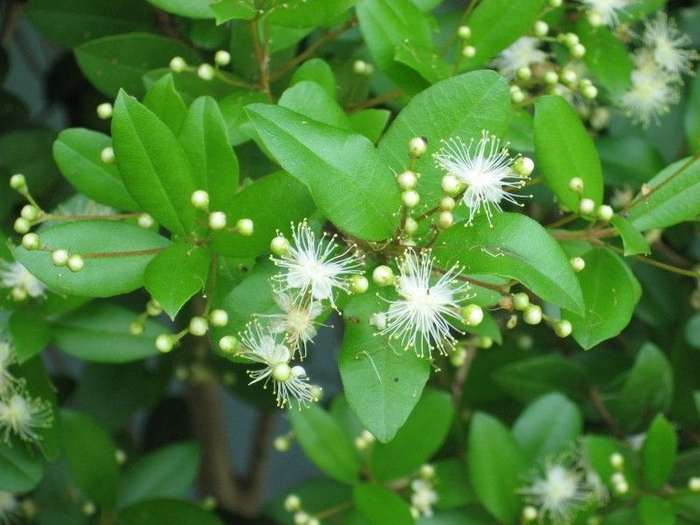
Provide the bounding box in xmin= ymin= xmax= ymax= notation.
xmin=468 ymin=413 xmax=526 ymax=524
xmin=146 ymin=0 xmax=214 ymax=19
xmin=394 ymin=40 xmax=451 ymax=84
xmin=339 ymin=293 xmax=431 ymax=443
xmin=15 ymin=220 xmax=170 ymax=297
xmin=356 ymin=0 xmax=432 ymax=93
xmin=142 ymin=74 xmax=188 ymax=134
xmin=512 ymin=392 xmax=583 ymax=464
xmin=75 ymin=33 xmax=199 ymax=97
xmin=378 ymin=70 xmax=511 ymax=205
xmin=431 ymin=458 xmax=474 ymax=510
xmin=685 ymin=67 xmax=700 ymax=153
xmin=279 ymin=81 xmax=352 ymax=129
xmin=353 ymin=483 xmax=414 ymax=525
xmin=267 ymin=0 xmax=354 ymax=27
xmin=178 ymin=96 xmax=239 ymax=209
xmin=209 ymin=0 xmax=256 ymax=23
xmin=112 ymin=90 xmax=198 ymax=234
xmin=435 ymin=212 xmax=584 ymax=314
xmin=291 ymin=58 xmax=337 ymax=100
xmin=627 ymin=157 xmax=700 ymax=231
xmin=246 ymin=104 xmax=399 ymax=240
xmin=370 ymin=389 xmax=453 ymax=481
xmin=8 ymin=310 xmax=51 ymax=363
xmin=53 ymin=128 xmax=140 ymax=211
xmin=597 ymin=136 xmax=665 ymax=186
xmin=61 ymin=409 xmax=119 ymax=507
xmin=610 ymin=215 xmax=651 ymax=256
xmin=218 ymin=89 xmax=269 ymax=146
xmin=120 ymin=499 xmax=223 ymax=525
xmin=637 ymin=495 xmax=676 ymax=525
xmin=0 ymin=441 xmax=43 ymax=492
xmin=349 ymin=109 xmax=391 ymax=144
xmin=144 ymin=242 xmax=211 ymax=320
xmin=534 ymin=95 xmax=604 ymax=211
xmin=288 ymin=404 xmax=360 ymax=484
xmin=117 ymin=442 xmax=201 ymax=508
xmin=52 ymin=302 xmax=166 ymax=363
xmin=461 ymin=0 xmax=547 ymax=68
xmin=576 ymin=21 xmax=633 ymax=99
xmin=562 ymin=248 xmax=642 ymax=349
xmin=641 ymin=414 xmax=677 ymax=490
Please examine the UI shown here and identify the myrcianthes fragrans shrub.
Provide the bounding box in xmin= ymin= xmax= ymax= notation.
xmin=0 ymin=0 xmax=700 ymax=524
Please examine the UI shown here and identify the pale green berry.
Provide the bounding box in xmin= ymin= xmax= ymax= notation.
xmin=560 ymin=68 xmax=577 ymax=86
xmin=9 ymin=173 xmax=26 ymax=190
xmin=96 ymin=102 xmax=113 ymax=119
xmin=478 ymin=336 xmax=493 ymax=349
xmin=21 ymin=233 xmax=40 ymax=251
xmin=274 ymin=435 xmax=291 ymax=452
xmin=350 ymin=275 xmax=369 ymax=294
xmin=512 ymin=292 xmax=530 ymax=310
xmin=219 ymin=335 xmax=239 ymax=353
xmin=544 ymin=71 xmax=559 ymax=85
xmin=169 ymin=56 xmax=187 ymax=72
xmin=581 ymin=84 xmax=598 ymax=100
xmin=571 ymin=43 xmax=586 ymax=59
xmin=568 ymin=177 xmax=584 ymax=193
xmin=570 ymin=256 xmax=586 ymax=272
xmin=561 ymin=32 xmax=579 ymax=47
xmin=100 ymin=146 xmax=115 ymax=164
xmin=396 ymin=170 xmax=417 ymax=190
xmin=352 ymin=60 xmax=369 ymax=75
xmin=189 ymin=316 xmax=209 ymax=336
xmin=197 ymin=63 xmax=215 ymax=81
xmin=13 ymin=218 xmax=30 ymax=234
xmin=146 ymin=299 xmax=163 ymax=316
xmin=51 ymin=249 xmax=70 ymax=267
xmin=510 ymin=86 xmax=525 ymax=104
xmin=579 ymin=198 xmax=595 ymax=215
xmin=155 ymin=334 xmax=174 ymax=353
xmin=67 ymin=254 xmax=84 ymax=273
xmin=129 ymin=320 xmax=145 ymax=335
xmin=209 ymin=309 xmax=229 ymax=327
xmin=137 ymin=213 xmax=155 ymax=229
xmin=21 ymin=204 xmax=39 ymax=221
xmin=516 ymin=66 xmax=532 ymax=81
xmin=372 ymin=265 xmax=394 ymax=287
xmin=610 ymin=452 xmax=624 ymax=470
xmin=597 ymin=204 xmax=613 ymax=222
xmin=408 ymin=137 xmax=428 ymax=158
xmin=462 ymin=45 xmax=476 ymax=58
xmin=462 ymin=304 xmax=484 ymax=326
xmin=522 ymin=506 xmax=538 ymax=521
xmin=214 ymin=50 xmax=231 ymax=66
xmin=689 ymin=477 xmax=700 ymax=492
xmin=208 ymin=211 xmax=227 ymax=230
xmin=523 ymin=304 xmax=543 ymax=325
xmin=457 ymin=25 xmax=471 ymax=40
xmin=554 ymin=319 xmax=572 ymax=337
xmin=283 ymin=494 xmax=301 ymax=512
xmin=402 ymin=190 xmax=420 ymax=208
xmin=191 ymin=190 xmax=210 ymax=209
xmin=236 ymin=218 xmax=254 ymax=236
xmin=533 ymin=20 xmax=548 ymax=37
xmin=270 ymin=235 xmax=290 ymax=255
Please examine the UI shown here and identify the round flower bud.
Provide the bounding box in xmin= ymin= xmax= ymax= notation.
xmin=560 ymin=68 xmax=577 ymax=86
xmin=201 ymin=496 xmax=217 ymax=511
xmin=560 ymin=32 xmax=579 ymax=47
xmin=21 ymin=233 xmax=40 ymax=251
xmin=462 ymin=45 xmax=476 ymax=58
xmin=457 ymin=25 xmax=471 ymax=40
xmin=587 ymin=11 xmax=603 ymax=27
xmin=115 ymin=449 xmax=127 ymax=465
xmin=67 ymin=254 xmax=84 ymax=273
xmin=533 ymin=20 xmax=548 ymax=37
xmin=208 ymin=211 xmax=227 ymax=230
xmin=209 ymin=309 xmax=229 ymax=327
xmin=191 ymin=190 xmax=210 ymax=210
xmin=214 ymin=50 xmax=231 ymax=66
xmin=408 ymin=137 xmax=428 ymax=158
xmin=438 ymin=211 xmax=454 ymax=229
xmin=403 ymin=217 xmax=418 ymax=235
xmin=309 ymin=385 xmax=323 ymax=402
xmin=82 ymin=502 xmax=96 ymax=516
xmin=129 ymin=320 xmax=145 ymax=335
xmin=510 ymin=86 xmax=525 ymax=104
xmin=506 ymin=314 xmax=518 ymax=329
xmin=568 ymin=177 xmax=584 ymax=193
xmin=401 ymin=189 xmax=420 ymax=208
xmin=51 ymin=249 xmax=70 ymax=267
xmin=439 ymin=196 xmax=455 ymax=211
xmin=553 ymin=319 xmax=572 ymax=338
xmin=293 ymin=511 xmax=309 ymax=525
xmin=274 ymin=435 xmax=291 ymax=452
xmin=522 ymin=506 xmax=538 ymax=521
xmin=478 ymin=336 xmax=493 ymax=349
xmin=570 ymin=256 xmax=586 ymax=272
xmin=270 ymin=235 xmax=290 ymax=256
xmin=522 ymin=304 xmax=543 ymax=325
xmin=352 ymin=60 xmax=369 ymax=75
xmin=420 ymin=463 xmax=435 ymax=479
xmin=13 ymin=218 xmax=30 ymax=234
xmin=189 ymin=316 xmax=209 ymax=336
xmin=548 ymin=0 xmax=562 ymax=6
xmin=372 ymin=265 xmax=395 ymax=287
xmin=689 ymin=477 xmax=700 ymax=492
xmin=146 ymin=299 xmax=163 ymax=316
xmin=516 ymin=66 xmax=532 ymax=81
xmin=197 ymin=63 xmax=215 ymax=81
xmin=581 ymin=84 xmax=598 ymax=100
xmin=100 ymin=146 xmax=115 ymax=164
xmin=462 ymin=304 xmax=484 ymax=326
xmin=21 ymin=204 xmax=40 ymax=221
xmin=169 ymin=56 xmax=187 ymax=72
xmin=396 ymin=170 xmax=418 ymax=190
xmin=450 ymin=347 xmax=467 ymax=367
xmin=137 ymin=213 xmax=155 ymax=229
xmin=235 ymin=218 xmax=254 ymax=236
xmin=350 ymin=275 xmax=369 ymax=294
xmin=544 ymin=71 xmax=559 ymax=85
xmin=354 ymin=435 xmax=369 ymax=450
xmin=11 ymin=287 xmax=27 ymax=302
xmin=441 ymin=174 xmax=462 ymax=195
xmin=155 ymin=334 xmax=174 ymax=353
xmin=284 ymin=494 xmax=301 ymax=512
xmin=596 ymin=204 xmax=613 ymax=222
xmin=570 ymin=43 xmax=586 ymax=59
xmin=219 ymin=335 xmax=239 ymax=353
xmin=9 ymin=173 xmax=27 ymax=190
xmin=579 ymin=198 xmax=595 ymax=215
xmin=513 ymin=156 xmax=534 ymax=176
xmin=512 ymin=292 xmax=530 ymax=311
xmin=96 ymin=102 xmax=113 ymax=119
xmin=613 ymin=479 xmax=629 ymax=494
xmin=369 ymin=312 xmax=387 ymax=330
xmin=610 ymin=452 xmax=624 ymax=469
xmin=272 ymin=362 xmax=292 ymax=382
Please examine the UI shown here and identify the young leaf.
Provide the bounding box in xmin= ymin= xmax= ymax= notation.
xmin=610 ymin=215 xmax=651 ymax=256
xmin=562 ymin=248 xmax=641 ymax=349
xmin=0 ymin=442 xmax=43 ymax=492
xmin=641 ymin=414 xmax=677 ymax=490
xmin=142 ymin=74 xmax=188 ymax=134
xmin=279 ymin=81 xmax=352 ymax=130
xmin=339 ymin=293 xmax=431 ymax=443
xmin=210 ymin=0 xmax=256 ymax=23
xmin=434 ymin=212 xmax=585 ymax=314
xmin=353 ymin=483 xmax=414 ymax=525
xmin=112 ymin=90 xmax=198 ymax=234
xmin=246 ymin=104 xmax=399 ymax=241
xmin=534 ymin=95 xmax=604 ymax=212
xmin=14 ymin=220 xmax=170 ymax=298
xmin=290 ymin=58 xmax=337 ymax=100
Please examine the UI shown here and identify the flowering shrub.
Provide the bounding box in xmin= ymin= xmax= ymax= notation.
xmin=0 ymin=0 xmax=699 ymax=524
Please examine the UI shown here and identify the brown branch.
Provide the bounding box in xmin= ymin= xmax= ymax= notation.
xmin=234 ymin=411 xmax=277 ymax=516
xmin=589 ymin=387 xmax=623 ymax=439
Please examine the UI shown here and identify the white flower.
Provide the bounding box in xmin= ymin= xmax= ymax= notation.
xmin=492 ymin=37 xmax=547 ymax=79
xmin=378 ymin=250 xmax=470 ymax=358
xmin=0 ymin=386 xmax=52 ymax=443
xmin=0 ymin=340 xmax=17 ymax=395
xmin=643 ymin=12 xmax=698 ymax=76
xmin=0 ymin=491 xmax=19 ymax=525
xmin=580 ymin=0 xmax=630 ymax=26
xmin=433 ymin=132 xmax=528 ymax=226
xmin=619 ymin=54 xmax=680 ymax=128
xmin=237 ymin=322 xmax=317 ymax=408
xmin=410 ymin=479 xmax=438 ymax=518
xmin=0 ymin=260 xmax=46 ymax=298
xmin=271 ymin=222 xmax=363 ymax=309
xmin=264 ymin=290 xmax=323 ymax=359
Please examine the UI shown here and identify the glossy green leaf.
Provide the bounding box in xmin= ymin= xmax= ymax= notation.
xmin=178 ymin=96 xmax=239 ymax=209
xmin=576 ymin=21 xmax=633 ymax=99
xmin=267 ymin=0 xmax=354 ymax=27
xmin=291 ymin=58 xmax=337 ymax=100
xmin=349 ymin=109 xmax=391 ymax=144
xmin=461 ymin=0 xmax=546 ymax=68
xmin=209 ymin=0 xmax=256 ymax=22
xmin=144 ymin=242 xmax=211 ymax=320
xmin=117 ymin=442 xmax=201 ymax=508
xmin=52 ymin=302 xmax=166 ymax=363
xmin=120 ymin=499 xmax=223 ymax=525
xmin=534 ymin=95 xmax=604 ymax=211
xmin=15 ymin=221 xmax=170 ymax=297
xmin=8 ymin=310 xmax=51 ymax=363
xmin=339 ymin=293 xmax=431 ymax=443
xmin=356 ymin=0 xmax=431 ymax=93
xmin=288 ymin=404 xmax=360 ymax=484
xmin=53 ymin=128 xmax=140 ymax=211
xmin=637 ymin=495 xmax=676 ymax=525
xmin=75 ymin=33 xmax=199 ymax=97
xmin=112 ymin=90 xmax=198 ymax=234
xmin=627 ymin=156 xmax=700 ymax=231
xmin=431 ymin=458 xmax=474 ymax=510
xmin=394 ymin=40 xmax=451 ymax=84
xmin=142 ymin=74 xmax=188 ymax=134
xmin=562 ymin=248 xmax=641 ymax=349
xmin=512 ymin=393 xmax=583 ymax=463
xmin=218 ymin=89 xmax=269 ymax=145
xmin=146 ymin=0 xmax=214 ymax=18
xmin=435 ymin=212 xmax=584 ymax=314
xmin=610 ymin=214 xmax=651 ymax=256
xmin=353 ymin=483 xmax=414 ymax=525
xmin=279 ymin=81 xmax=351 ymax=130
xmin=378 ymin=70 xmax=511 ymax=205
xmin=246 ymin=104 xmax=399 ymax=240
xmin=685 ymin=68 xmax=700 ymax=153
xmin=641 ymin=413 xmax=677 ymax=490
xmin=61 ymin=409 xmax=119 ymax=507
xmin=597 ymin=135 xmax=665 ymax=185
xmin=0 ymin=441 xmax=43 ymax=492
xmin=370 ymin=389 xmax=453 ymax=481
xmin=468 ymin=412 xmax=526 ymax=524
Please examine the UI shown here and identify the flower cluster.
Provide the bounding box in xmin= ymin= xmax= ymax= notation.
xmin=409 ymin=465 xmax=439 ymax=519
xmin=579 ymin=0 xmax=631 ymax=27
xmin=0 ymin=260 xmax=46 ymax=301
xmin=492 ymin=37 xmax=548 ymax=80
